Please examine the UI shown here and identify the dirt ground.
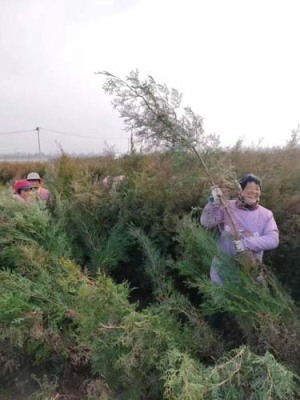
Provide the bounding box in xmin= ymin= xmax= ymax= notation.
xmin=0 ymin=368 xmax=104 ymax=400
xmin=0 ymin=371 xmax=92 ymax=400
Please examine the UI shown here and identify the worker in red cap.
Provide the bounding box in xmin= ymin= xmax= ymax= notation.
xmin=12 ymin=179 xmax=34 ymax=202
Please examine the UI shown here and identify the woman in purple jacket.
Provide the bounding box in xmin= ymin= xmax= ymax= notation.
xmin=200 ymin=174 xmax=279 ymax=285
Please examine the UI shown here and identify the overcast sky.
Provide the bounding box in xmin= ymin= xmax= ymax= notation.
xmin=1 ymin=0 xmax=299 ymax=155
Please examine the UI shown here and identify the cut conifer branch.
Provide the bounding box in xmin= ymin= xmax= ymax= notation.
xmin=98 ymin=70 xmax=241 ymax=240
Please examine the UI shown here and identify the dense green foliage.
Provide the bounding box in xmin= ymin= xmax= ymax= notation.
xmin=1 ymin=70 xmax=300 ymax=398
xmin=0 ymin=143 xmax=300 ymax=399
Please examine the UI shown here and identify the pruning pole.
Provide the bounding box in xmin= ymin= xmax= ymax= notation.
xmin=190 ymin=146 xmax=241 ymax=241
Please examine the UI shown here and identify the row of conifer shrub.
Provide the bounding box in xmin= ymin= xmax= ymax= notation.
xmin=0 ymin=145 xmax=300 ymax=399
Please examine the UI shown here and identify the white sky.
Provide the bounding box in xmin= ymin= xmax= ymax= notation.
xmin=0 ymin=0 xmax=299 ymax=155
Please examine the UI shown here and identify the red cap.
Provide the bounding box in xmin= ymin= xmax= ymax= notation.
xmin=13 ymin=179 xmax=33 ymax=192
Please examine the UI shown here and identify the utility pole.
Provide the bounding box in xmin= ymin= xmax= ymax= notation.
xmin=129 ymin=131 xmax=135 ymax=154
xmin=35 ymin=127 xmax=41 ymax=158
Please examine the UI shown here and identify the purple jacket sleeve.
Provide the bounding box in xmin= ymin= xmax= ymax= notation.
xmin=200 ymin=203 xmax=225 ymax=228
xmin=243 ymin=212 xmax=279 ymax=252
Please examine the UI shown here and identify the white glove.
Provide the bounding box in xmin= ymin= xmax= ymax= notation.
xmin=233 ymin=240 xmax=245 ymax=253
xmin=255 ymin=273 xmax=265 ymax=283
xmin=211 ymin=186 xmax=223 ymax=204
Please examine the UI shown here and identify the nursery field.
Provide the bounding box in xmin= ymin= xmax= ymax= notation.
xmin=0 ymin=143 xmax=300 ymax=399
xmin=1 ymin=71 xmax=300 ymax=399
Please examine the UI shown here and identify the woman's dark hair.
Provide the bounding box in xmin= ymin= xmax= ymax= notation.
xmin=239 ymin=174 xmax=262 ymax=190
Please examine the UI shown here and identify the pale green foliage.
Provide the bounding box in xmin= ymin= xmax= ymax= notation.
xmin=162 ymin=346 xmax=298 ymax=400
xmin=191 ymin=251 xmax=300 ymax=371
xmin=173 ymin=215 xmax=219 ymax=278
xmin=100 ymin=70 xmax=241 ymax=193
xmin=77 ymin=276 xmax=172 ymax=396
xmin=198 ymin=271 xmax=295 ymax=323
xmin=0 ymin=263 xmax=84 ymax=364
xmin=53 ymin=174 xmax=135 ymax=273
xmin=89 ymin=222 xmax=132 ymax=272
xmin=116 ymin=308 xmax=182 ymax=378
xmin=130 ymin=226 xmax=225 ymax=365
xmin=170 ymin=216 xmax=300 ymax=373
xmin=76 ymin=275 xmax=135 ymax=384
xmin=162 ymin=348 xmax=207 ymax=400
xmin=130 ymin=226 xmax=169 ymax=295
xmin=286 ymin=124 xmax=300 ymax=148
xmin=76 ymin=263 xmax=221 ymax=397
xmin=0 ymin=190 xmax=83 ymax=365
xmin=1 ymin=153 xmax=300 ymax=399
xmin=100 ymin=70 xmax=219 ymax=154
xmin=0 ymin=190 xmax=71 ymax=262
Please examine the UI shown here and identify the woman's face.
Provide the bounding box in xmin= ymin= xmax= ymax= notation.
xmin=240 ymin=182 xmax=261 ymax=205
xmin=20 ymin=188 xmax=33 ymax=201
xmin=28 ymin=179 xmax=40 ymax=188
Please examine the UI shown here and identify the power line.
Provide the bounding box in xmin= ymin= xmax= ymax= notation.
xmin=0 ymin=127 xmax=128 ymax=140
xmin=0 ymin=127 xmax=129 ymax=156
xmin=0 ymin=127 xmax=99 ymax=139
xmin=0 ymin=129 xmax=35 ymax=136
xmin=39 ymin=127 xmax=99 ymax=139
